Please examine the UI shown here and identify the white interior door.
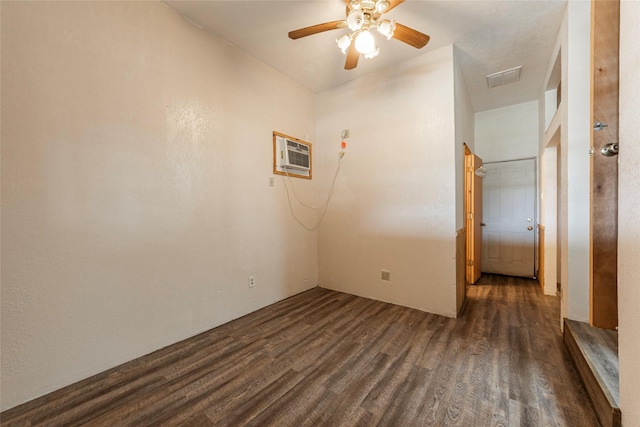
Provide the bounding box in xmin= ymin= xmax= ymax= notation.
xmin=481 ymin=159 xmax=536 ymax=278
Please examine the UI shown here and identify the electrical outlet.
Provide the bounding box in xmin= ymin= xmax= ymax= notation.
xmin=341 ymin=129 xmax=350 ymax=139
xmin=269 ymin=177 xmax=275 ymax=187
xmin=381 ymin=270 xmax=391 ymax=281
xmin=249 ymin=275 xmax=255 ymax=288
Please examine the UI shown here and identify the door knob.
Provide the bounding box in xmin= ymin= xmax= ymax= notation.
xmin=480 ymin=223 xmax=486 ymax=227
xmin=601 ymin=142 xmax=619 ymax=157
xmin=527 ymin=226 xmax=533 ymax=230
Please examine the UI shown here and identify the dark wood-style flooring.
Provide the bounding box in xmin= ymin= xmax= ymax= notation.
xmin=1 ymin=274 xmax=599 ymax=426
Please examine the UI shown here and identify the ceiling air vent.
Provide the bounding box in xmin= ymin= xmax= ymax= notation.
xmin=486 ymin=66 xmax=522 ymax=88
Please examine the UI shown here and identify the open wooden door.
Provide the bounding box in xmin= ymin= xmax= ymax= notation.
xmin=465 ymin=149 xmax=483 ymax=284
xmin=590 ymin=0 xmax=619 ymax=329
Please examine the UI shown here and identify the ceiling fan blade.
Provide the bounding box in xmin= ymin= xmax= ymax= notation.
xmin=345 ymin=42 xmax=359 ymax=70
xmin=392 ymin=23 xmax=430 ymax=49
xmin=385 ymin=0 xmax=405 ymax=13
xmin=288 ymin=20 xmax=346 ymax=39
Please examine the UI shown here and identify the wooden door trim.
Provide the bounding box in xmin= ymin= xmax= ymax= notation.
xmin=539 ymin=224 xmax=545 ymax=291
xmin=456 ymin=228 xmax=466 ymax=316
xmin=464 ymin=149 xmax=483 ymax=285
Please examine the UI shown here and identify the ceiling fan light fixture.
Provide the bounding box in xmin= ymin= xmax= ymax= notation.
xmin=355 ymin=30 xmax=376 ymax=54
xmin=364 ymin=47 xmax=380 ymax=59
xmin=375 ymin=0 xmax=390 ymax=13
xmin=377 ymin=19 xmax=396 ymax=39
xmin=288 ymin=0 xmax=430 ymax=71
xmin=361 ymin=0 xmax=376 ymax=10
xmin=336 ymin=34 xmax=352 ymax=54
xmin=347 ymin=10 xmax=365 ymax=31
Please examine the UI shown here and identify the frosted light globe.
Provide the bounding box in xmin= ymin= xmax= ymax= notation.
xmin=355 ymin=30 xmax=375 ymax=54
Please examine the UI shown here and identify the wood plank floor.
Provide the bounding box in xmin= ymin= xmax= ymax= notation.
xmin=1 ymin=274 xmax=599 ymax=426
xmin=565 ymin=320 xmax=618 ymax=406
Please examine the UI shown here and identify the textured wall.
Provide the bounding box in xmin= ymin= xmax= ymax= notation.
xmin=454 ymin=47 xmax=475 ymax=231
xmin=1 ymin=1 xmax=317 ymax=410
xmin=475 ymin=100 xmax=540 ymax=163
xmin=536 ymin=4 xmax=591 ymax=323
xmin=562 ymin=1 xmax=591 ymax=323
xmin=618 ymin=0 xmax=640 ymax=423
xmin=316 ymin=46 xmax=458 ymax=318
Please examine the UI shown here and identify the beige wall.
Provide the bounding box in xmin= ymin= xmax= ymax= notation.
xmin=560 ymin=1 xmax=592 ymax=323
xmin=454 ymin=47 xmax=475 ymax=231
xmin=0 ymin=1 xmax=317 ymax=410
xmin=539 ymin=142 xmax=559 ymax=296
xmin=537 ymin=2 xmax=592 ymax=320
xmin=618 ymin=0 xmax=640 ymax=424
xmin=475 ymin=100 xmax=540 ymax=163
xmin=316 ymin=46 xmax=458 ymax=318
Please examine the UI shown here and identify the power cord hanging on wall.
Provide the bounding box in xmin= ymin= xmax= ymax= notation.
xmin=282 ymin=141 xmax=346 ymax=231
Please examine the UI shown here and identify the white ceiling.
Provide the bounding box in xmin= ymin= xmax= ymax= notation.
xmin=164 ymin=0 xmax=567 ymax=112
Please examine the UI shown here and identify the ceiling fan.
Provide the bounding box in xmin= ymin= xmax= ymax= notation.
xmin=288 ymin=0 xmax=430 ymax=70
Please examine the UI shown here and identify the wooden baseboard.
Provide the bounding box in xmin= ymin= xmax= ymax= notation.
xmin=456 ymin=228 xmax=466 ymax=316
xmin=538 ymin=224 xmax=545 ymax=291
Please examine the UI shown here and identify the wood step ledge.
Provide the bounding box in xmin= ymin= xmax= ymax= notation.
xmin=563 ymin=318 xmax=621 ymax=427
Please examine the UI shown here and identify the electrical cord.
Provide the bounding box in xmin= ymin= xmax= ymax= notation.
xmin=282 ymin=151 xmax=344 ymax=232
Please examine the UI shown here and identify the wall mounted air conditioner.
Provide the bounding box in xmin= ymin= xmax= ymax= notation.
xmin=273 ymin=131 xmax=313 ymax=179
xmin=278 ymin=138 xmax=310 ymax=171
xmin=273 ymin=131 xmax=312 ymax=179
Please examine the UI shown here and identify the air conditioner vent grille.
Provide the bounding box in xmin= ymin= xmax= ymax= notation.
xmin=487 ymin=66 xmax=522 ymax=88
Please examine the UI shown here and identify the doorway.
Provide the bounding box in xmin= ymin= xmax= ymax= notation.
xmin=481 ymin=158 xmax=537 ymax=278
